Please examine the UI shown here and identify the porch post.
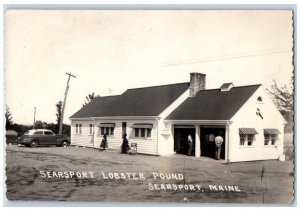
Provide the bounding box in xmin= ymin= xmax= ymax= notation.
xmin=225 ymin=123 xmax=229 ymax=162
xmin=195 ymin=125 xmax=201 ymax=157
xmin=93 ymin=119 xmax=97 ymax=148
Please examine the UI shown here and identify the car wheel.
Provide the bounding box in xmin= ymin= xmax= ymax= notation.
xmin=30 ymin=140 xmax=38 ymax=148
xmin=62 ymin=141 xmax=69 ymax=147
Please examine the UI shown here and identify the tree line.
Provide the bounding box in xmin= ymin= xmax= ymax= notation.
xmin=5 ymin=93 xmax=99 ymax=136
xmin=267 ymin=78 xmax=294 ymax=132
xmin=5 ymin=101 xmax=70 ymax=136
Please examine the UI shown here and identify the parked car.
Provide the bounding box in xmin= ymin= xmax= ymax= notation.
xmin=18 ymin=129 xmax=70 ymax=147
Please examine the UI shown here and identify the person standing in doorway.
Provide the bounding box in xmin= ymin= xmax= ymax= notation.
xmin=187 ymin=134 xmax=193 ymax=156
xmin=214 ymin=131 xmax=223 ymax=160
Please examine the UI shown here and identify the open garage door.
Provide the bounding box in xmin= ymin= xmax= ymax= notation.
xmin=200 ymin=126 xmax=226 ymax=159
xmin=174 ymin=126 xmax=195 ymax=156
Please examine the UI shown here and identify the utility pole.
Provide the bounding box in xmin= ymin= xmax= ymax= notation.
xmin=108 ymin=88 xmax=113 ymax=96
xmin=33 ymin=107 xmax=36 ymax=129
xmin=59 ymin=72 xmax=76 ymax=134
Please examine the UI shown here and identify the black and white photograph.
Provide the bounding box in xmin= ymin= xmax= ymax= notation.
xmin=4 ymin=8 xmax=295 ymax=204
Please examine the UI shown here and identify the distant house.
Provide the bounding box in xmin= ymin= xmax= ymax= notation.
xmin=6 ymin=130 xmax=18 ymax=144
xmin=70 ymin=73 xmax=286 ymax=162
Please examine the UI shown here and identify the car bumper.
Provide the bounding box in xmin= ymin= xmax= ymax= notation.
xmin=18 ymin=139 xmax=31 ymax=144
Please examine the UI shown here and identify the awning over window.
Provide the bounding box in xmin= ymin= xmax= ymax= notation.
xmin=98 ymin=123 xmax=115 ymax=127
xmin=239 ymin=128 xmax=258 ymax=135
xmin=264 ymin=128 xmax=280 ymax=135
xmin=132 ymin=123 xmax=153 ymax=129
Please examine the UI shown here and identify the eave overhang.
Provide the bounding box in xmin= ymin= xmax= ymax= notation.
xmin=164 ymin=119 xmax=233 ymax=125
xmin=70 ymin=116 xmax=159 ymax=121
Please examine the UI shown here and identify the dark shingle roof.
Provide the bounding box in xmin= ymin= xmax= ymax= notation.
xmin=70 ymin=82 xmax=190 ymax=118
xmin=166 ymin=85 xmax=261 ymax=120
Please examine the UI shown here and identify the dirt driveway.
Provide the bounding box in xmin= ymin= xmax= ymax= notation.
xmin=5 ymin=145 xmax=294 ymax=203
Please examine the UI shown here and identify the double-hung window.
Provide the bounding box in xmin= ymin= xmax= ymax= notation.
xmin=99 ymin=123 xmax=115 ymax=136
xmin=247 ymin=134 xmax=254 ymax=146
xmin=239 ymin=128 xmax=258 ymax=147
xmin=264 ymin=129 xmax=280 ymax=146
xmin=75 ymin=124 xmax=82 ymax=134
xmin=132 ymin=124 xmax=152 ymax=138
xmin=239 ymin=134 xmax=245 ymax=146
xmin=89 ymin=124 xmax=94 ymax=135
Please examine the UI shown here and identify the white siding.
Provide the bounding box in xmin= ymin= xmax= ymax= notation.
xmin=157 ymin=120 xmax=175 ymax=155
xmin=71 ymin=120 xmax=94 ymax=147
xmin=93 ymin=119 xmax=158 ymax=155
xmin=93 ymin=120 xmax=121 ymax=150
xmin=228 ymin=86 xmax=285 ymax=162
xmin=127 ymin=120 xmax=158 ymax=155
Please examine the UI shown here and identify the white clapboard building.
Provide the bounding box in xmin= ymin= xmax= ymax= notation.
xmin=70 ymin=73 xmax=286 ymax=162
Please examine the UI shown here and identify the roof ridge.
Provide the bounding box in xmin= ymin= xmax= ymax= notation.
xmin=95 ymin=95 xmax=120 ymax=99
xmin=127 ymin=82 xmax=190 ymax=91
xmin=229 ymin=84 xmax=261 ymax=88
xmin=198 ymin=84 xmax=261 ymax=92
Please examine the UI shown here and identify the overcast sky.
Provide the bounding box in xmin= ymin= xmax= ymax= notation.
xmin=5 ymin=10 xmax=293 ymax=125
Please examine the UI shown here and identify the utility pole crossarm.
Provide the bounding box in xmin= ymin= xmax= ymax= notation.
xmin=66 ymin=72 xmax=76 ymax=79
xmin=59 ymin=72 xmax=76 ymax=135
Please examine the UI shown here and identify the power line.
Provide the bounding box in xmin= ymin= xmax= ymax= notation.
xmin=157 ymin=48 xmax=292 ymax=67
xmin=92 ymin=48 xmax=292 ymax=72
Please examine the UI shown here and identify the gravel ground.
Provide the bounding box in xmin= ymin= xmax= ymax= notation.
xmin=5 ymin=145 xmax=294 ymax=203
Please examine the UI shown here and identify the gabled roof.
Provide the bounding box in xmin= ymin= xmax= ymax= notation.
xmin=166 ymin=84 xmax=261 ymax=120
xmin=70 ymin=82 xmax=190 ymax=118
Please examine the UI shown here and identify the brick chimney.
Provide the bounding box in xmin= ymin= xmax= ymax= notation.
xmin=189 ymin=72 xmax=206 ymax=97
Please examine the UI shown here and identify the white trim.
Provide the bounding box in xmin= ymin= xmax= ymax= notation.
xmin=156 ymin=117 xmax=159 ymax=156
xmin=174 ymin=125 xmax=196 ymax=128
xmin=165 ymin=120 xmax=233 ymax=125
xmin=195 ymin=125 xmax=200 ymax=157
xmin=92 ymin=117 xmax=96 ymax=148
xmin=157 ymin=88 xmax=190 ymax=118
xmin=263 ymin=145 xmax=277 ymax=148
xmin=70 ymin=117 xmax=92 ymax=121
xmin=225 ymin=124 xmax=229 ymax=162
xmin=238 ymin=146 xmax=255 ymax=149
xmin=71 ymin=116 xmax=158 ymax=121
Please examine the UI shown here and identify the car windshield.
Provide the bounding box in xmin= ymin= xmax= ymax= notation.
xmin=24 ymin=131 xmax=30 ymax=135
